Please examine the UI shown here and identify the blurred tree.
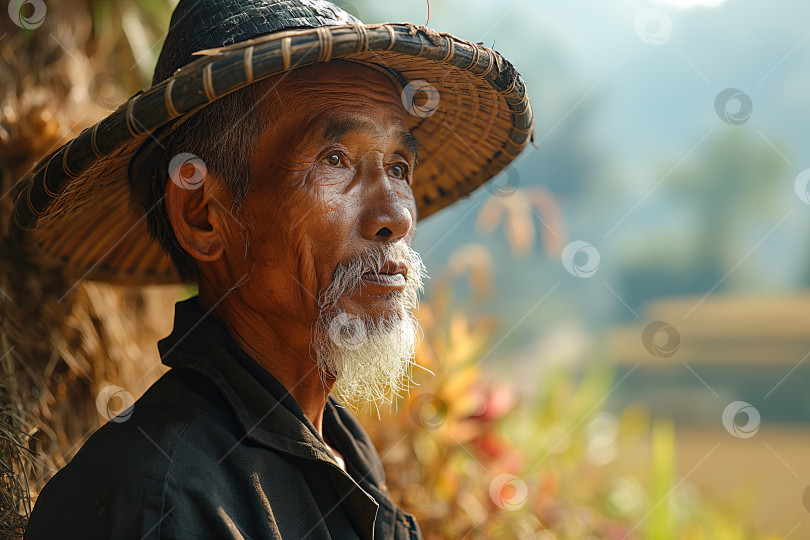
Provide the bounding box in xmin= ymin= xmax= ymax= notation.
xmin=616 ymin=131 xmax=788 ymax=314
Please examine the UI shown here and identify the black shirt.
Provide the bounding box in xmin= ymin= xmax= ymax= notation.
xmin=24 ymin=295 xmax=423 ymax=539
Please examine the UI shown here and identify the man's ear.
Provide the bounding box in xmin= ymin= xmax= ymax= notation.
xmin=165 ymin=161 xmax=228 ymax=263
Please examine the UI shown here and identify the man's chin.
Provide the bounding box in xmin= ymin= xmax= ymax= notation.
xmin=314 ymin=305 xmax=420 ymax=407
xmin=337 ymin=290 xmax=406 ymax=321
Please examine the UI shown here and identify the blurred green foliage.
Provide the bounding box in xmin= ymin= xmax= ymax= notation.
xmin=356 ymin=253 xmax=774 ymax=539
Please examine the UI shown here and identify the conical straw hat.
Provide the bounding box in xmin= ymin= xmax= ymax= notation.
xmin=8 ymin=0 xmax=534 ymax=284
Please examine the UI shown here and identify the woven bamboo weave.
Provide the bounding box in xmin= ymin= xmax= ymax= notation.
xmin=9 ymin=20 xmax=534 ymax=285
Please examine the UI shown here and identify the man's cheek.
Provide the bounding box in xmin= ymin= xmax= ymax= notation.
xmin=310 ymin=191 xmax=357 ymax=240
xmin=316 ymin=165 xmax=353 ymax=188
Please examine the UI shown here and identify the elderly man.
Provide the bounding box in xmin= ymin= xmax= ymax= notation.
xmin=17 ymin=0 xmax=532 ymax=538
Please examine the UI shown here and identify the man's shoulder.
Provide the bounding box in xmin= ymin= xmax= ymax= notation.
xmin=25 ymin=367 xmax=243 ymax=539
xmin=84 ymin=366 xmax=237 ymax=463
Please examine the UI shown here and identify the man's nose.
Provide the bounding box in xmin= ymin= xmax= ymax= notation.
xmin=357 ymin=167 xmax=413 ymax=243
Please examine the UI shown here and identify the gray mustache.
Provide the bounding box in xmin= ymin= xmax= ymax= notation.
xmin=319 ymin=244 xmax=426 ymax=311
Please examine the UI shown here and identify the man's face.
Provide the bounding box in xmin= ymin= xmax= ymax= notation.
xmin=214 ymin=61 xmax=425 ymax=403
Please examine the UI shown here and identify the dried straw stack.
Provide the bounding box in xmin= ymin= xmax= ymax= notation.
xmin=0 ymin=1 xmax=181 ymax=535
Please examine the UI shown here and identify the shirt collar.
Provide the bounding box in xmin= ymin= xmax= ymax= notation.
xmin=158 ymin=295 xmax=405 ymax=535
xmin=157 ymin=295 xmax=340 ymax=465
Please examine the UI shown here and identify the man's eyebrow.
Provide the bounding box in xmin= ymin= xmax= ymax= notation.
xmin=321 ymin=116 xmax=370 ymax=143
xmin=320 ymin=115 xmax=421 ymax=163
xmin=398 ymin=128 xmax=420 ymax=164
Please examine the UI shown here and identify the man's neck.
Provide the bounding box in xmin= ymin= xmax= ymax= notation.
xmin=198 ymin=288 xmax=334 ymax=435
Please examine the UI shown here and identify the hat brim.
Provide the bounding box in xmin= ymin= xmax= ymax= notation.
xmin=9 ymin=23 xmax=534 ymax=285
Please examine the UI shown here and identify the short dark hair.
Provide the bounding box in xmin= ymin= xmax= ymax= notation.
xmin=130 ymin=80 xmax=275 ymax=282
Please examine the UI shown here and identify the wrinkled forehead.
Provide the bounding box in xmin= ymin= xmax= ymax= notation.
xmin=263 ymin=60 xmax=407 ymax=120
xmin=282 ymin=59 xmax=401 ymax=92
xmin=251 ymin=61 xmax=418 ymax=156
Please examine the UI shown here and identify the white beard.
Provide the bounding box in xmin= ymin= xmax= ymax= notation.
xmin=312 ymin=244 xmax=426 ymax=408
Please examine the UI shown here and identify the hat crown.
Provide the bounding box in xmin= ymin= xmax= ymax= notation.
xmin=152 ymin=0 xmax=362 ymax=86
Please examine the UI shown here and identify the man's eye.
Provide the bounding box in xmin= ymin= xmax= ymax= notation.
xmin=323 ymin=153 xmax=342 ymax=167
xmin=390 ymin=163 xmax=409 ymax=179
